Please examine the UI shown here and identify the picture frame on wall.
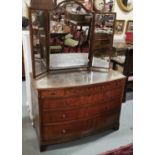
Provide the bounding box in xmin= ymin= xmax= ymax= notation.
xmin=93 ymin=0 xmax=115 ymax=13
xmin=114 ymin=20 xmax=125 ymax=34
xmin=126 ymin=20 xmax=133 ymax=32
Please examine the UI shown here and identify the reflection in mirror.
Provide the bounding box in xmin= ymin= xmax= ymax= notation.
xmin=92 ymin=56 xmax=111 ymax=69
xmin=105 ymin=0 xmax=114 ymax=12
xmin=49 ymin=1 xmax=92 ymax=70
xmin=31 ymin=10 xmax=47 ymax=76
xmin=92 ymin=13 xmax=116 ymax=69
xmin=95 ymin=13 xmax=115 ymax=34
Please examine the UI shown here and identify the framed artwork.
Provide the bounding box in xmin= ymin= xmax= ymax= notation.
xmin=93 ymin=0 xmax=115 ymax=13
xmin=114 ymin=20 xmax=125 ymax=34
xmin=126 ymin=20 xmax=133 ymax=32
xmin=117 ymin=0 xmax=133 ymax=12
xmin=95 ymin=13 xmax=116 ymax=34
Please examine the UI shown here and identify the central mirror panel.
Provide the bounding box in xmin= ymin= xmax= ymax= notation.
xmin=49 ymin=0 xmax=92 ymax=70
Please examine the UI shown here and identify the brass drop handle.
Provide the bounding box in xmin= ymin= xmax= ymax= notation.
xmin=62 ymin=114 xmax=66 ymax=119
xmin=62 ymin=129 xmax=66 ymax=134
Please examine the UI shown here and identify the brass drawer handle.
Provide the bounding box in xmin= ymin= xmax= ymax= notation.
xmin=62 ymin=129 xmax=66 ymax=134
xmin=62 ymin=114 xmax=66 ymax=119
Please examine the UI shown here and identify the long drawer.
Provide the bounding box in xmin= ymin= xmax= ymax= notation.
xmin=39 ymin=79 xmax=124 ymax=99
xmin=42 ymin=113 xmax=119 ymax=142
xmin=41 ymin=87 xmax=122 ymax=110
xmin=42 ymin=97 xmax=121 ymax=124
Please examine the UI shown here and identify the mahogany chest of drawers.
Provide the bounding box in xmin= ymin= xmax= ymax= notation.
xmin=31 ymin=70 xmax=125 ymax=151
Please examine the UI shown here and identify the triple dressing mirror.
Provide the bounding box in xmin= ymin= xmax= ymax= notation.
xmin=29 ymin=0 xmax=116 ymax=78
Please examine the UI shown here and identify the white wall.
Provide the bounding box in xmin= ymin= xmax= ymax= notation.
xmin=22 ymin=0 xmax=30 ymax=17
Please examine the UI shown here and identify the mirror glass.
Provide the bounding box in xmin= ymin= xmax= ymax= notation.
xmin=49 ymin=1 xmax=92 ymax=70
xmin=104 ymin=0 xmax=115 ymax=12
xmin=95 ymin=13 xmax=115 ymax=34
xmin=31 ymin=10 xmax=47 ymax=76
xmin=93 ymin=13 xmax=116 ymax=69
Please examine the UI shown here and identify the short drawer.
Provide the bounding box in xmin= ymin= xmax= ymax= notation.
xmin=42 ymin=97 xmax=121 ymax=124
xmin=42 ymin=113 xmax=119 ymax=141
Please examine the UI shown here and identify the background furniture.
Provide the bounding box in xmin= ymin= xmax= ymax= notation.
xmin=64 ymin=18 xmax=91 ymax=52
xmin=111 ymin=44 xmax=133 ymax=102
xmin=63 ymin=27 xmax=90 ymax=53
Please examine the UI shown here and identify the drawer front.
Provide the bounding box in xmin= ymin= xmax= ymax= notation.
xmin=42 ymin=113 xmax=119 ymax=142
xmin=39 ymin=79 xmax=124 ymax=99
xmin=41 ymin=87 xmax=122 ymax=109
xmin=42 ymin=97 xmax=121 ymax=124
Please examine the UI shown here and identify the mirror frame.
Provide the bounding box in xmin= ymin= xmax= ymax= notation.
xmin=29 ymin=0 xmax=94 ymax=78
xmin=117 ymin=0 xmax=133 ymax=12
xmin=48 ymin=0 xmax=93 ymax=71
xmin=28 ymin=7 xmax=49 ymax=78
